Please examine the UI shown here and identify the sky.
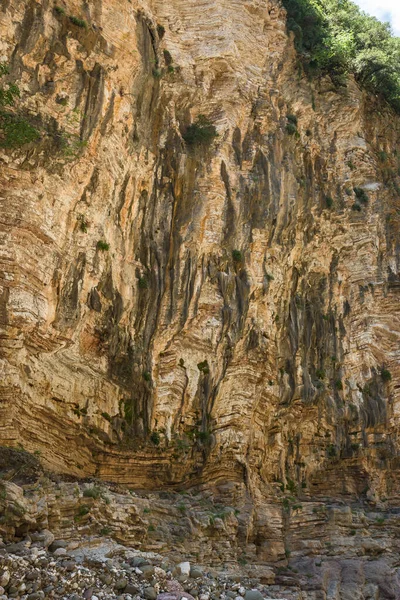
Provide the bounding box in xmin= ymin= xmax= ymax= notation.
xmin=353 ymin=0 xmax=400 ymax=35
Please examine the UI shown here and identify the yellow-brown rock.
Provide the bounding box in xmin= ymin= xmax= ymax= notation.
xmin=0 ymin=0 xmax=399 ymax=578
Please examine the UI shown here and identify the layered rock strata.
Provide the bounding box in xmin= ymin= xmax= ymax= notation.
xmin=0 ymin=0 xmax=400 ymax=592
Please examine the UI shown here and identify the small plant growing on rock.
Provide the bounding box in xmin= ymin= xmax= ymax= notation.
xmin=138 ymin=276 xmax=148 ymax=289
xmin=232 ymin=249 xmax=242 ymax=262
xmin=197 ymin=360 xmax=209 ymax=375
xmin=351 ymin=203 xmax=362 ymax=212
xmin=143 ymin=371 xmax=151 ymax=382
xmin=335 ymin=379 xmax=343 ymax=390
xmin=54 ymin=5 xmax=66 ymax=16
xmin=150 ymin=431 xmax=160 ymax=446
xmin=353 ymin=187 xmax=369 ymax=204
xmin=77 ymin=214 xmax=88 ymax=232
xmin=327 ymin=443 xmax=337 ymax=458
xmin=97 ymin=240 xmax=110 ymax=251
xmin=69 ymin=15 xmax=88 ymax=28
xmin=325 ymin=196 xmax=333 ymax=209
xmin=157 ymin=24 xmax=165 ymax=38
xmin=381 ymin=369 xmax=392 ymax=382
xmin=0 ymin=65 xmax=40 ymax=148
xmin=286 ymin=122 xmax=298 ymax=135
xmin=83 ymin=487 xmax=101 ymax=499
xmin=183 ymin=115 xmax=218 ymax=146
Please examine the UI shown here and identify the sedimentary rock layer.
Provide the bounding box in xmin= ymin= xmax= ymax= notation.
xmin=0 ymin=0 xmax=399 ymax=514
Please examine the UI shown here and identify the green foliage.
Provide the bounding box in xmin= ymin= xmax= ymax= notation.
xmin=75 ymin=504 xmax=90 ymax=519
xmin=157 ymin=24 xmax=165 ymax=39
xmin=150 ymin=431 xmax=160 ymax=446
xmin=287 ymin=113 xmax=298 ymax=125
xmin=325 ymin=195 xmax=333 ymax=208
xmin=286 ymin=122 xmax=298 ymax=135
xmin=0 ymin=113 xmax=40 ymax=148
xmin=163 ymin=50 xmax=173 ymax=66
xmin=138 ymin=276 xmax=148 ymax=289
xmin=335 ymin=379 xmax=343 ymax=390
xmin=60 ymin=133 xmax=87 ymax=158
xmin=143 ymin=371 xmax=151 ymax=382
xmin=77 ymin=214 xmax=88 ymax=232
xmin=101 ymin=412 xmax=111 ymax=422
xmin=381 ymin=368 xmax=392 ymax=382
xmin=54 ymin=5 xmax=66 ymax=16
xmin=282 ymin=0 xmax=400 ymax=113
xmin=69 ymin=15 xmax=88 ymax=28
xmin=97 ymin=240 xmax=110 ymax=251
xmin=353 ymin=187 xmax=369 ymax=203
xmin=351 ymin=203 xmax=362 ymax=211
xmin=327 ymin=443 xmax=337 ymax=457
xmin=197 ymin=360 xmax=210 ymax=375
xmin=183 ymin=115 xmax=218 ymax=146
xmin=316 ymin=369 xmax=325 ymax=380
xmin=0 ymin=66 xmax=40 ymax=148
xmin=83 ymin=487 xmax=101 ymax=499
xmin=232 ymin=249 xmax=243 ymax=262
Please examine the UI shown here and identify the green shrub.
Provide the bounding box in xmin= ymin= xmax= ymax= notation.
xmin=83 ymin=487 xmax=101 ymax=499
xmin=351 ymin=203 xmax=361 ymax=212
xmin=0 ymin=113 xmax=40 ymax=148
xmin=232 ymin=249 xmax=242 ymax=262
xmin=163 ymin=50 xmax=173 ymax=65
xmin=335 ymin=379 xmax=343 ymax=390
xmin=69 ymin=15 xmax=87 ymax=28
xmin=281 ymin=0 xmax=400 ymax=113
xmin=286 ymin=122 xmax=297 ymax=135
xmin=97 ymin=240 xmax=110 ymax=251
xmin=327 ymin=443 xmax=337 ymax=457
xmin=101 ymin=412 xmax=111 ymax=422
xmin=183 ymin=115 xmax=218 ymax=146
xmin=287 ymin=113 xmax=298 ymax=125
xmin=150 ymin=431 xmax=160 ymax=446
xmin=197 ymin=360 xmax=209 ymax=374
xmin=77 ymin=214 xmax=88 ymax=232
xmin=157 ymin=24 xmax=165 ymax=38
xmin=353 ymin=187 xmax=369 ymax=203
xmin=138 ymin=276 xmax=148 ymax=289
xmin=325 ymin=196 xmax=333 ymax=209
xmin=0 ymin=65 xmax=40 ymax=148
xmin=76 ymin=504 xmax=90 ymax=517
xmin=143 ymin=371 xmax=151 ymax=382
xmin=54 ymin=5 xmax=66 ymax=16
xmin=316 ymin=369 xmax=325 ymax=380
xmin=381 ymin=369 xmax=392 ymax=382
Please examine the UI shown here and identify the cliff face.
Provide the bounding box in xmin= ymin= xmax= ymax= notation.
xmin=1 ymin=0 xmax=400 ymax=592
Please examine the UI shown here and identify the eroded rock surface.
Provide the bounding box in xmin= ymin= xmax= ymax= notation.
xmin=0 ymin=0 xmax=399 ymax=596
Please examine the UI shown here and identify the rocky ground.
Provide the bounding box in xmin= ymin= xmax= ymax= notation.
xmin=0 ymin=448 xmax=399 ymax=599
xmin=0 ymin=537 xmax=296 ymax=600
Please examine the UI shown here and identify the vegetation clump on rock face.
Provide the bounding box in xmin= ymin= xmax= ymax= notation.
xmin=0 ymin=64 xmax=40 ymax=148
xmin=282 ymin=0 xmax=400 ymax=113
xmin=183 ymin=115 xmax=218 ymax=146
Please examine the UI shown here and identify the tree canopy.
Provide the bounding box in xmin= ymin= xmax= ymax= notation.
xmin=281 ymin=0 xmax=400 ymax=113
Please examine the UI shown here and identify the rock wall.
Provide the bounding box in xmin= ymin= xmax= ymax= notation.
xmin=0 ymin=0 xmax=399 ymax=519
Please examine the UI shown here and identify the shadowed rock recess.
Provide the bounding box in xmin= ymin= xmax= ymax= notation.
xmin=0 ymin=0 xmax=400 ymax=597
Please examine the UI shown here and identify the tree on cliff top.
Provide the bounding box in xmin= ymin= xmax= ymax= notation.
xmin=282 ymin=0 xmax=400 ymax=113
